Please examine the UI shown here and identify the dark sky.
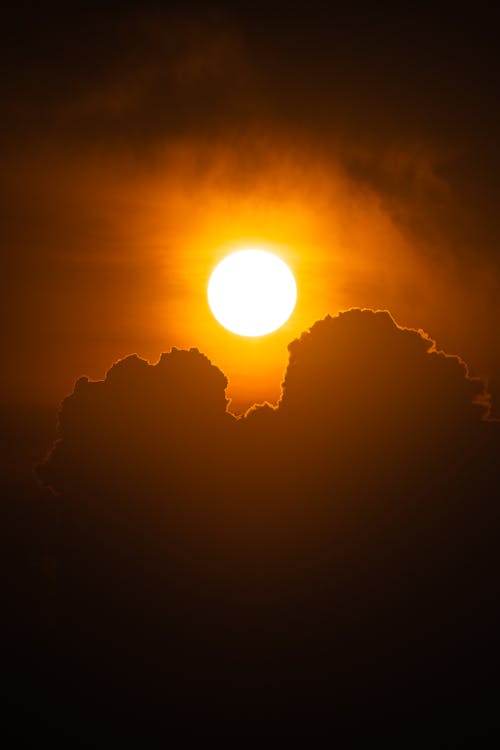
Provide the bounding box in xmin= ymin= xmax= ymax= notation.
xmin=2 ymin=3 xmax=500 ymax=413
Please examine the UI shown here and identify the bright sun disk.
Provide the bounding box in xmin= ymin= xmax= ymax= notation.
xmin=208 ymin=249 xmax=297 ymax=336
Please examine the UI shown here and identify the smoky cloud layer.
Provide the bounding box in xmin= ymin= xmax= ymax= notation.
xmin=2 ymin=5 xmax=498 ymax=250
xmin=33 ymin=309 xmax=499 ymax=725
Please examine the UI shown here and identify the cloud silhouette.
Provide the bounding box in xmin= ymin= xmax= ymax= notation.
xmin=39 ymin=347 xmax=231 ymax=494
xmin=274 ymin=309 xmax=490 ymax=508
xmin=35 ymin=309 xmax=499 ymax=723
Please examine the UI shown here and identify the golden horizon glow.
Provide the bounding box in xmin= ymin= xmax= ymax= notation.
xmin=207 ymin=249 xmax=297 ymax=337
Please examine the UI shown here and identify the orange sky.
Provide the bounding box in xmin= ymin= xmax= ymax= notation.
xmin=2 ymin=7 xmax=500 ymax=415
xmin=3 ymin=135 xmax=499 ymax=414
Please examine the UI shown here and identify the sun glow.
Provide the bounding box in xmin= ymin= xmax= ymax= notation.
xmin=208 ymin=249 xmax=297 ymax=336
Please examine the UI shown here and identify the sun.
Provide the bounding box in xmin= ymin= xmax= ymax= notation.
xmin=208 ymin=249 xmax=297 ymax=337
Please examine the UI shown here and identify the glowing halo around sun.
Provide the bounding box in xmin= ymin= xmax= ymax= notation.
xmin=207 ymin=249 xmax=297 ymax=336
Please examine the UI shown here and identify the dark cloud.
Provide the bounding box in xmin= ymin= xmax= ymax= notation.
xmin=38 ymin=347 xmax=231 ymax=493
xmin=277 ymin=309 xmax=490 ymax=491
xmin=32 ymin=310 xmax=499 ymax=725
